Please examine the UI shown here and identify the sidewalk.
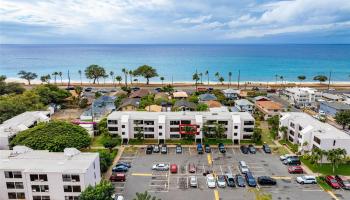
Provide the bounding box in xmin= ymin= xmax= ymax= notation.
xmin=103 ymin=146 xmax=125 ymax=180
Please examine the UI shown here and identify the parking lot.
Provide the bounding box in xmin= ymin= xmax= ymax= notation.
xmin=114 ymin=146 xmax=344 ymax=200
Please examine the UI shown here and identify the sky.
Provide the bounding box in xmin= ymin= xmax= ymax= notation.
xmin=0 ymin=0 xmax=350 ymax=44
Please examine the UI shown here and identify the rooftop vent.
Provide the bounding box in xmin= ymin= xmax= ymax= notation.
xmin=64 ymin=148 xmax=80 ymax=157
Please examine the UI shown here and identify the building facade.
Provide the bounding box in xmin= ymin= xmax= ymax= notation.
xmin=234 ymin=99 xmax=254 ymax=113
xmin=255 ymin=101 xmax=283 ymax=120
xmin=107 ymin=111 xmax=255 ymax=144
xmin=284 ymin=87 xmax=322 ymax=107
xmin=0 ymin=146 xmax=100 ymax=200
xmin=319 ymin=101 xmax=350 ymax=117
xmin=279 ymin=112 xmax=350 ymax=155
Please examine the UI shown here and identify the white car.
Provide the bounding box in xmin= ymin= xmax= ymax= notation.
xmin=152 ymin=163 xmax=169 ymax=171
xmin=296 ymin=176 xmax=317 ymax=184
xmin=217 ymin=175 xmax=226 ymax=188
xmin=111 ymin=194 xmax=124 ymax=200
xmin=280 ymin=154 xmax=295 ymax=161
xmin=189 ymin=176 xmax=197 ymax=187
xmin=206 ymin=174 xmax=216 ymax=188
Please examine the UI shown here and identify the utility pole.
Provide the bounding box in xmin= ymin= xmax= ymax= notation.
xmin=237 ymin=70 xmax=240 ymax=89
xmin=328 ymin=70 xmax=332 ymax=90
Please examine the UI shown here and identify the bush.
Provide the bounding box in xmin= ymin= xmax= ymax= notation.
xmin=10 ymin=121 xmax=91 ymax=152
xmin=99 ymin=151 xmax=113 ymax=173
xmin=79 ymin=180 xmax=114 ymax=200
xmin=79 ymin=98 xmax=89 ymax=108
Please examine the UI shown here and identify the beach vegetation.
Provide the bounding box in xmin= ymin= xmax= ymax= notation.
xmin=0 ymin=76 xmax=25 ymax=95
xmin=160 ymin=76 xmax=164 ymax=85
xmin=335 ymin=110 xmax=350 ymax=129
xmin=18 ymin=70 xmax=37 ymax=85
xmin=52 ymin=72 xmax=59 ymax=84
xmin=33 ymin=84 xmax=71 ymax=104
xmin=313 ymin=75 xmax=328 ymax=84
xmin=297 ymin=75 xmax=306 ymax=82
xmin=58 ymin=71 xmax=63 ymax=85
xmin=133 ymin=65 xmax=158 ymax=84
xmin=79 ymin=180 xmax=114 ymax=200
xmin=228 ymin=72 xmax=232 ymax=87
xmin=193 ymin=72 xmax=200 ymax=92
xmin=116 ymin=75 xmax=122 ymax=85
xmin=205 ymin=70 xmax=209 ymax=85
xmin=219 ymin=76 xmax=225 ymax=85
xmin=85 ymin=64 xmax=107 ymax=84
xmin=10 ymin=120 xmax=91 ymax=152
xmin=129 ymin=70 xmax=134 ymax=85
xmin=40 ymin=74 xmax=51 ymax=84
xmin=78 ymin=70 xmax=82 ymax=85
xmin=122 ymin=68 xmax=128 ymax=86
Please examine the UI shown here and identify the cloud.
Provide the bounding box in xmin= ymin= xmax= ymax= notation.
xmin=174 ymin=15 xmax=212 ymax=24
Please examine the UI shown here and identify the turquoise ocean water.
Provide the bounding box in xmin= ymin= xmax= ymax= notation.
xmin=0 ymin=44 xmax=349 ymax=82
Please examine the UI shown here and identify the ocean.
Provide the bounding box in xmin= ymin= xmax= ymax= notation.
xmin=0 ymin=44 xmax=350 ymax=83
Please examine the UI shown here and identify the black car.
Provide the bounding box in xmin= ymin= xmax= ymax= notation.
xmin=235 ymin=174 xmax=245 ymax=187
xmin=146 ymin=145 xmax=153 ymax=154
xmin=225 ymin=174 xmax=236 ymax=187
xmin=245 ymin=172 xmax=257 ymax=187
xmin=257 ymin=176 xmax=277 ymax=185
xmin=205 ymin=144 xmax=211 ymax=153
xmin=66 ymin=86 xmax=75 ymax=90
xmin=248 ymin=144 xmax=256 ymax=154
xmin=84 ymin=87 xmax=92 ymax=92
xmin=240 ymin=145 xmax=249 ymax=154
xmin=218 ymin=143 xmax=226 ymax=153
xmin=263 ymin=144 xmax=271 ymax=153
xmin=131 ymin=87 xmax=140 ymax=91
xmin=176 ymin=145 xmax=182 ymax=154
xmin=335 ymin=175 xmax=350 ymax=190
xmin=153 ymin=145 xmax=160 ymax=153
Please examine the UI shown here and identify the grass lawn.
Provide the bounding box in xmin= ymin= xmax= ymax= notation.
xmin=203 ymin=138 xmax=233 ymax=145
xmin=300 ymin=157 xmax=350 ymax=176
xmin=259 ymin=121 xmax=275 ymax=145
xmin=279 ymin=139 xmax=298 ymax=153
xmin=91 ymin=135 xmax=106 ymax=147
xmin=272 ymin=146 xmax=289 ymax=155
xmin=240 ymin=140 xmax=254 ymax=144
xmin=316 ymin=177 xmax=333 ymax=191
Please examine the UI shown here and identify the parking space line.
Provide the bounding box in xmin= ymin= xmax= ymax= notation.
xmin=189 ymin=147 xmax=192 ymax=155
xmin=131 ymin=173 xmax=152 ymax=176
xmin=271 ymin=176 xmax=292 ymax=180
xmin=227 ymin=166 xmax=232 ymax=175
xmin=327 ymin=191 xmax=340 ymax=200
xmin=219 ymin=165 xmax=223 ymax=175
xmin=231 ymin=147 xmax=235 ymax=155
xmin=213 ymin=189 xmax=219 ymax=200
xmin=207 ymin=154 xmax=212 ymax=166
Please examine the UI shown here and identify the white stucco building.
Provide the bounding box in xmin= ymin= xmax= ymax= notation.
xmin=279 ymin=112 xmax=350 ymax=154
xmin=107 ymin=111 xmax=255 ymax=144
xmin=284 ymin=87 xmax=322 ymax=107
xmin=0 ymin=146 xmax=100 ymax=200
xmin=0 ymin=111 xmax=51 ymax=150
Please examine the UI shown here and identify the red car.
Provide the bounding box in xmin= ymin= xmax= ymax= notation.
xmin=110 ymin=173 xmax=126 ymax=182
xmin=188 ymin=163 xmax=196 ymax=173
xmin=288 ymin=166 xmax=303 ymax=174
xmin=325 ymin=175 xmax=341 ymax=189
xmin=170 ymin=164 xmax=178 ymax=173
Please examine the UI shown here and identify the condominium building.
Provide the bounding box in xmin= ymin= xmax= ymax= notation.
xmin=279 ymin=112 xmax=350 ymax=154
xmin=0 ymin=111 xmax=51 ymax=150
xmin=0 ymin=146 xmax=101 ymax=200
xmin=107 ymin=111 xmax=255 ymax=144
xmin=284 ymin=87 xmax=322 ymax=107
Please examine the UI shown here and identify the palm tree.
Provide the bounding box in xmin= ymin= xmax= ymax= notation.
xmin=116 ymin=76 xmax=122 ymax=85
xmin=110 ymin=71 xmax=115 ymax=86
xmin=279 ymin=126 xmax=288 ymax=140
xmin=129 ymin=70 xmax=133 ymax=85
xmin=275 ymin=74 xmax=279 ymax=85
xmin=215 ymin=72 xmax=220 ymax=82
xmin=228 ymin=72 xmax=232 ymax=87
xmin=52 ymin=72 xmax=59 ymax=84
xmin=193 ymin=72 xmax=200 ymax=92
xmin=213 ymin=122 xmax=226 ymax=141
xmin=199 ymin=72 xmax=203 ymax=84
xmin=327 ymin=148 xmax=347 ymax=173
xmin=122 ymin=68 xmax=128 ymax=86
xmin=58 ymin=72 xmax=63 ymax=85
xmin=160 ymin=77 xmax=164 ymax=86
xmin=78 ymin=70 xmax=82 ymax=86
xmin=219 ymin=76 xmax=224 ymax=85
xmin=205 ymin=70 xmax=209 ymax=85
xmin=297 ymin=75 xmax=306 ymax=86
xmin=133 ymin=191 xmax=161 ymax=200
xmin=310 ymin=149 xmax=321 ymax=166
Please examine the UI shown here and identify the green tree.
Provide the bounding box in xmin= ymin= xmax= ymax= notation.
xmin=228 ymin=72 xmax=232 ymax=87
xmin=205 ymin=70 xmax=209 ymax=85
xmin=199 ymin=72 xmax=203 ymax=84
xmin=0 ymin=75 xmax=6 ymax=82
xmin=335 ymin=110 xmax=350 ymax=129
xmin=102 ymin=138 xmax=119 ymax=152
xmin=133 ymin=65 xmax=158 ymax=85
xmin=252 ymin=127 xmax=262 ymax=144
xmin=279 ymin=126 xmax=288 ymax=140
xmin=18 ymin=70 xmax=37 ymax=85
xmin=134 ymin=125 xmax=144 ymax=141
xmin=196 ymin=103 xmax=208 ymax=111
xmin=85 ymin=65 xmax=106 ymax=84
xmin=160 ymin=76 xmax=165 ymax=86
xmin=99 ymin=150 xmax=113 ymax=173
xmin=215 ymin=72 xmax=220 ymax=82
xmin=313 ymin=75 xmax=328 ymax=84
xmin=58 ymin=71 xmax=63 ymax=85
xmin=40 ymin=74 xmax=51 ymax=84
xmin=327 ymin=148 xmax=347 ymax=173
xmin=79 ymin=98 xmax=88 ymax=108
xmin=52 ymin=72 xmax=59 ymax=84
xmin=219 ymin=76 xmax=225 ymax=85
xmin=79 ymin=180 xmax=114 ymax=200
xmin=188 ymin=95 xmax=199 ymax=104
xmin=122 ymin=68 xmax=128 ymax=86
xmin=10 ymin=121 xmax=91 ymax=152
xmin=297 ymin=75 xmax=306 ymax=85
xmin=0 ymin=81 xmax=25 ymax=95
xmin=32 ymin=84 xmax=71 ymax=104
xmin=116 ymin=75 xmax=122 ymax=85
xmin=193 ymin=72 xmax=200 ymax=92
xmin=213 ymin=122 xmax=226 ymax=140
xmin=129 ymin=70 xmax=134 ymax=85
xmin=133 ymin=191 xmax=161 ymax=200
xmin=78 ymin=70 xmax=82 ymax=86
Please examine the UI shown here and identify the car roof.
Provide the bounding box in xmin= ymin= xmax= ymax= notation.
xmin=303 ymin=175 xmax=316 ymax=179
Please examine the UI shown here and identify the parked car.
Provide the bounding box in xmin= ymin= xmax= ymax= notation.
xmin=239 ymin=161 xmax=250 ymax=174
xmin=280 ymin=154 xmax=297 ymax=161
xmin=245 ymin=172 xmax=257 ymax=187
xmin=335 ymin=175 xmax=350 ymax=190
xmin=112 ymin=194 xmax=124 ymax=200
xmin=235 ymin=174 xmax=246 ymax=187
xmin=66 ymin=86 xmax=75 ymax=90
xmin=225 ymin=174 xmax=236 ymax=187
xmin=152 ymin=163 xmax=169 ymax=171
xmin=190 ymin=176 xmax=198 ymax=187
xmin=176 ymin=145 xmax=182 ymax=154
xmin=262 ymin=144 xmax=271 ymax=153
xmin=283 ymin=157 xmax=301 ymax=166
xmin=153 ymin=145 xmax=160 ymax=153
xmin=206 ymin=174 xmax=216 ymax=188
xmin=325 ymin=175 xmax=341 ymax=189
xmin=146 ymin=145 xmax=153 ymax=154
xmin=288 ymin=166 xmax=303 ymax=174
xmin=84 ymin=87 xmax=92 ymax=92
xmin=161 ymin=144 xmax=168 ymax=154
xmin=248 ymin=144 xmax=256 ymax=154
xmin=116 ymin=162 xmax=131 ymax=168
xmin=170 ymin=164 xmax=178 ymax=173
xmin=217 ymin=175 xmax=227 ymax=188
xmin=257 ymin=176 xmax=277 ymax=185
xmin=218 ymin=143 xmax=226 ymax=153
xmin=188 ymin=163 xmax=196 ymax=173
xmin=197 ymin=143 xmax=203 ymax=154
xmin=110 ymin=173 xmax=126 ymax=182
xmin=112 ymin=165 xmax=128 ymax=172
xmin=131 ymin=87 xmax=140 ymax=91
xmin=154 ymin=88 xmax=162 ymax=92
xmin=240 ymin=145 xmax=249 ymax=154
xmin=205 ymin=144 xmax=211 ymax=153
xmin=296 ymin=175 xmax=317 ymax=184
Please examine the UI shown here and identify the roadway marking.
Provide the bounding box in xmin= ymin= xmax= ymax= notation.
xmin=131 ymin=173 xmax=152 ymax=176
xmin=213 ymin=189 xmax=220 ymax=200
xmin=327 ymin=191 xmax=340 ymax=200
xmin=271 ymin=176 xmax=292 ymax=180
xmin=207 ymin=154 xmax=212 ymax=166
xmin=219 ymin=165 xmax=223 ymax=175
xmin=231 ymin=147 xmax=235 ymax=154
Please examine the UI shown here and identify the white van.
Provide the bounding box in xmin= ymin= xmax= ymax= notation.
xmin=239 ymin=161 xmax=249 ymax=174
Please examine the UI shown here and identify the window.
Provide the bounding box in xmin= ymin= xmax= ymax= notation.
xmin=159 ymin=125 xmax=162 ymax=129
xmin=170 ymin=120 xmax=180 ymax=125
xmin=159 ymin=132 xmax=162 ymax=136
xmin=218 ymin=121 xmax=228 ymax=125
xmin=65 ymin=196 xmax=80 ymax=200
xmin=5 ymin=171 xmax=22 ymax=179
xmin=299 ymin=126 xmax=303 ymax=131
xmin=8 ymin=192 xmax=25 ymax=199
xmin=144 ymin=121 xmax=154 ymax=125
xmin=64 ymin=185 xmax=81 ymax=193
xmin=30 ymin=174 xmax=48 ymax=182
xmin=6 ymin=182 xmax=23 ymax=189
xmin=243 ymin=128 xmax=254 ymax=132
xmin=290 ymin=122 xmax=295 ymax=128
xmin=333 ymin=140 xmax=336 ymax=146
xmin=133 ymin=120 xmax=143 ymax=125
xmin=234 ymin=126 xmax=238 ymax=129
xmin=107 ymin=120 xmax=118 ymax=124
xmin=170 ymin=127 xmax=179 ymax=132
xmin=133 ymin=127 xmax=143 ymax=132
xmin=181 ymin=120 xmax=191 ymax=124
xmin=33 ymin=196 xmax=50 ymax=200
xmin=288 ymin=136 xmax=294 ymax=142
xmin=144 ymin=134 xmax=154 ymax=138
xmin=313 ymin=136 xmax=321 ymax=145
xmin=32 ymin=185 xmax=49 ymax=192
xmin=243 ymin=134 xmax=252 ymax=139
xmin=234 ymin=133 xmax=238 ymax=136
xmin=108 ymin=127 xmax=118 ymax=131
xmin=122 ymin=132 xmax=125 ymax=135
xmin=62 ymin=174 xmax=80 ymax=182
xmin=244 ymin=121 xmax=254 ymax=125
xmin=144 ymin=127 xmax=154 ymax=132
xmin=122 ymin=125 xmax=125 ymax=128
xmin=170 ymin=134 xmax=180 ymax=138
xmin=289 ymin=130 xmax=294 ymax=136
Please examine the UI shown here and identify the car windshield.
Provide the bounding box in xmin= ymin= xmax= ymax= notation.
xmin=331 ymin=179 xmax=337 ymax=183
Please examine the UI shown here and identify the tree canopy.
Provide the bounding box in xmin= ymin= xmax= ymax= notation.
xmin=335 ymin=110 xmax=350 ymax=129
xmin=85 ymin=65 xmax=107 ymax=84
xmin=18 ymin=70 xmax=37 ymax=85
xmin=32 ymin=84 xmax=71 ymax=104
xmin=10 ymin=121 xmax=91 ymax=152
xmin=0 ymin=76 xmax=25 ymax=95
xmin=133 ymin=65 xmax=158 ymax=84
xmin=313 ymin=75 xmax=328 ymax=83
xmin=79 ymin=180 xmax=114 ymax=200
